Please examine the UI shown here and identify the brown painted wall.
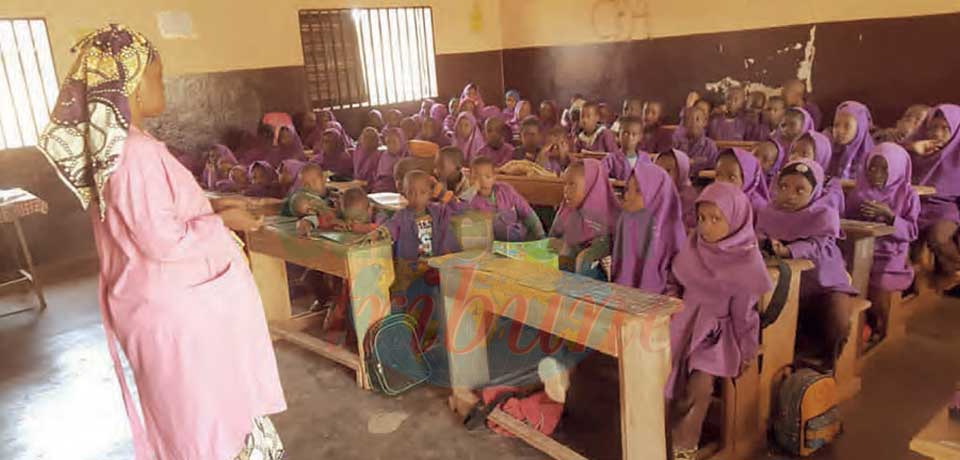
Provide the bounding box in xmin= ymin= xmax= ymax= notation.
xmin=502 ymin=12 xmax=960 ymax=127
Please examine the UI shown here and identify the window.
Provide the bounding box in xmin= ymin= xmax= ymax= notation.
xmin=0 ymin=19 xmax=58 ymax=150
xmin=298 ymin=7 xmax=438 ymax=110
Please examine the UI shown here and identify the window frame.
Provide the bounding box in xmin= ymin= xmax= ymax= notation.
xmin=0 ymin=17 xmax=59 ymax=150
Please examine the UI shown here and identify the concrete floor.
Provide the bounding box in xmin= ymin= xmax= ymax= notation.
xmin=1 ymin=267 xmax=958 ymax=460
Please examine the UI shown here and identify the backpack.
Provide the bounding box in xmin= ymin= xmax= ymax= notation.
xmin=773 ymin=368 xmax=842 ymax=456
xmin=362 ymin=314 xmax=431 ymax=396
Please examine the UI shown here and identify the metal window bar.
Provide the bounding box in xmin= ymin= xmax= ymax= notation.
xmin=0 ymin=18 xmax=58 ymax=150
xmin=298 ymin=7 xmax=437 ymax=110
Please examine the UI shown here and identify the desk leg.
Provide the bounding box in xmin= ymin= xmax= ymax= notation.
xmin=440 ymin=267 xmax=490 ymax=391
xmin=248 ymin=251 xmax=292 ymax=323
xmin=843 ymin=237 xmax=876 ymax=297
xmin=13 ymin=218 xmax=45 ymax=310
xmin=346 ymin=246 xmax=395 ymax=390
xmin=619 ymin=317 xmax=669 ymax=460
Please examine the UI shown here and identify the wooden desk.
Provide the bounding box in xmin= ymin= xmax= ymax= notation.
xmin=840 ymin=219 xmax=896 ymax=296
xmin=0 ymin=188 xmax=48 ymax=318
xmin=327 ymin=179 xmax=367 ymax=194
xmin=838 ymin=179 xmax=936 ymax=196
xmin=911 ymin=396 xmax=960 ymax=459
xmin=699 ymin=170 xmax=717 ymax=180
xmin=430 ymin=252 xmax=682 ymax=460
xmin=715 ymin=140 xmax=759 ymax=151
xmin=247 ymin=217 xmax=396 ymax=389
xmin=205 ymin=192 xmax=284 ymax=216
xmin=497 ymin=175 xmax=564 ymax=207
xmin=572 ymin=151 xmax=607 ymax=161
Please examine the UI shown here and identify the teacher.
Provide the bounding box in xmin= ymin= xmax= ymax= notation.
xmin=38 ymin=25 xmax=287 ymax=460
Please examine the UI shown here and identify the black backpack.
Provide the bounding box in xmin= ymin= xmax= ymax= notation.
xmin=362 ymin=314 xmax=432 ymax=396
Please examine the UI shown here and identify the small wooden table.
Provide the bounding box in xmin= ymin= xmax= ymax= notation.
xmin=0 ymin=188 xmax=48 ymax=318
xmin=430 ymin=252 xmax=682 ymax=460
xmin=247 ymin=217 xmax=396 ymax=389
xmin=715 ymin=140 xmax=759 ymax=151
xmin=839 ymin=219 xmax=896 ymax=296
xmin=911 ymin=395 xmax=960 ymax=459
xmin=496 ymin=175 xmax=565 ymax=207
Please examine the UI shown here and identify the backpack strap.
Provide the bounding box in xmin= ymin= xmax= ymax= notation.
xmin=760 ymin=259 xmax=792 ymax=329
xmin=463 ymin=390 xmax=521 ymax=430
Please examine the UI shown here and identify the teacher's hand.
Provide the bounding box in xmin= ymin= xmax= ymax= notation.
xmin=219 ymin=207 xmax=264 ymax=232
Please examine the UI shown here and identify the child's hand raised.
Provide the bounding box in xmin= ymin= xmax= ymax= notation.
xmin=908 ymin=139 xmax=946 ymax=156
xmin=685 ymin=91 xmax=700 ymax=108
xmin=770 ymin=239 xmax=791 ymax=258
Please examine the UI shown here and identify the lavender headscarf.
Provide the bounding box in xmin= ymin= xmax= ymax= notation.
xmin=847 ymin=143 xmax=914 ymax=219
xmin=311 ymin=128 xmax=353 ymax=178
xmin=672 ymin=182 xmax=772 ymax=296
xmin=279 ymin=159 xmax=307 ymax=195
xmin=453 ymin=112 xmax=487 ymax=164
xmin=203 ymin=144 xmax=238 ymax=189
xmin=460 ymin=82 xmax=485 ymax=108
xmin=773 ymin=107 xmax=815 ymax=151
xmin=370 ymin=128 xmax=409 ymax=193
xmin=722 ymin=148 xmax=770 ymax=215
xmin=612 ymin=162 xmax=687 ymax=294
xmin=756 ymin=159 xmax=838 ymax=242
xmin=911 ymin=104 xmax=960 ymax=196
xmin=548 ymin=159 xmax=621 ymax=247
xmin=659 ymin=149 xmax=699 ymax=229
xmin=794 ymin=131 xmax=833 ymax=170
xmin=829 ymin=101 xmax=874 ymax=179
xmin=245 ymin=160 xmax=281 ymax=198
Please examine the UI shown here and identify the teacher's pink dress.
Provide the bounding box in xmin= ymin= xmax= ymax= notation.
xmin=90 ymin=126 xmax=286 ymax=460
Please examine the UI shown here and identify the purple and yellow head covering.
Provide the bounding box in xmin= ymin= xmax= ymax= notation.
xmin=38 ymin=24 xmax=158 ymax=218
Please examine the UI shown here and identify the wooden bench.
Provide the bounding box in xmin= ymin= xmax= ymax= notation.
xmin=911 ymin=390 xmax=960 ymax=460
xmin=496 ymin=175 xmax=625 ymax=208
xmin=430 ymin=252 xmax=682 ymax=460
xmin=715 ymin=140 xmax=760 ymax=151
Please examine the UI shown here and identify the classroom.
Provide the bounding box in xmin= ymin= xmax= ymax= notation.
xmin=1 ymin=0 xmax=959 ymax=459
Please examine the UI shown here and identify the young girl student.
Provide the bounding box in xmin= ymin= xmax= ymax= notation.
xmin=668 ymin=182 xmax=772 ymax=459
xmin=467 ymin=157 xmax=546 ymax=242
xmin=352 ymin=127 xmax=382 ymax=188
xmin=575 ymin=102 xmax=618 ymax=154
xmin=452 ymin=112 xmax=487 ymax=164
xmin=757 ymin=96 xmax=787 ymax=142
xmin=602 ymin=116 xmax=650 ymax=180
xmin=656 ymin=149 xmax=699 ymax=229
xmin=418 ymin=104 xmax=452 ymax=148
xmin=383 ymin=170 xmax=462 ymax=261
xmin=611 ymin=161 xmax=686 ymax=295
xmin=845 ymin=143 xmax=920 ymax=337
xmin=707 ymin=86 xmax=758 ymax=141
xmin=508 ymin=100 xmax=534 ymax=139
xmin=244 ymin=161 xmax=283 ymax=198
xmin=641 ymin=100 xmax=672 ymax=153
xmin=757 ymin=159 xmax=858 ymax=364
xmin=549 ymin=159 xmax=620 ymax=277
xmin=906 ymin=104 xmax=960 ymax=275
xmin=370 ymin=128 xmax=409 ymax=193
xmin=477 ymin=116 xmax=516 ymax=166
xmin=536 ymin=127 xmax=573 ymax=175
xmin=788 ymin=131 xmax=846 ymax=213
xmin=829 ymin=101 xmax=875 ymax=180
xmin=714 ymin=147 xmax=770 ymax=217
xmin=772 ymin=107 xmax=814 ymax=153
xmin=502 ymin=89 xmax=520 ymax=120
xmin=202 ymin=144 xmax=238 ymax=190
xmin=517 ymin=116 xmax=545 ymax=163
xmin=672 ymin=105 xmax=719 ymax=177
xmin=281 ymin=163 xmax=332 ymax=218
xmin=277 ymin=159 xmax=306 ymax=195
xmin=539 ymin=100 xmax=561 ymax=130
xmin=752 ymin=140 xmax=785 ymax=184
xmin=313 ymin=128 xmax=354 ymax=180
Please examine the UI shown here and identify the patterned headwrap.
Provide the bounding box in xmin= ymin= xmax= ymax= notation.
xmin=37 ymin=24 xmax=158 ymax=219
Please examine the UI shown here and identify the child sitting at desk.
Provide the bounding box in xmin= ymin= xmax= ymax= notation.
xmin=672 ymin=105 xmax=718 ymax=177
xmin=611 ymin=161 xmax=685 ymax=295
xmin=575 ymin=101 xmax=618 ymax=154
xmin=714 ymin=148 xmax=770 ymax=217
xmin=757 ymin=160 xmax=858 ymax=365
xmin=516 ymin=116 xmax=545 ymax=163
xmin=297 ymin=187 xmax=377 ymax=235
xmin=281 ymin=163 xmax=333 ymax=218
xmin=352 ymin=127 xmax=382 ymax=189
xmin=313 ymin=128 xmax=354 ymax=180
xmin=244 ymin=160 xmax=283 ymax=198
xmin=477 ymin=116 xmax=515 ymax=167
xmin=452 ymin=112 xmax=486 ymax=164
xmin=370 ymin=128 xmax=409 ymax=193
xmin=278 ymin=159 xmax=306 ymax=195
xmin=874 ymin=104 xmax=930 ymax=143
xmin=467 ymin=157 xmax=545 ymax=242
xmin=202 ymin=144 xmax=238 ymax=190
xmin=828 ymin=101 xmax=874 ymax=180
xmin=772 ymin=107 xmax=814 ymax=153
xmin=549 ymin=159 xmax=620 ymax=278
xmin=216 ymin=164 xmax=250 ymax=193
xmin=707 ymin=86 xmax=758 ymax=142
xmin=602 ymin=116 xmax=650 ymax=180
xmin=757 ymin=96 xmax=787 ymax=142
xmin=752 ymin=140 xmax=784 ymax=185
xmin=668 ymin=182 xmax=772 ymax=459
xmin=434 ymin=146 xmax=473 ymax=200
xmin=383 ymin=170 xmax=462 ymax=261
xmin=641 ymin=100 xmax=672 ymax=152
xmin=845 ymin=143 xmax=920 ymax=338
xmin=536 ymin=127 xmax=573 ymax=175
xmin=656 ymin=149 xmax=698 ymax=229
xmin=788 ymin=131 xmax=846 ymax=213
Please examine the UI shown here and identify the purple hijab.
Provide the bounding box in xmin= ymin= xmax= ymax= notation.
xmin=602 ymin=144 xmax=652 ymax=181
xmin=279 ymin=159 xmax=306 ymax=195
xmin=311 ymin=127 xmax=354 ymax=179
xmin=848 ymin=143 xmax=915 ymax=218
xmin=420 ymin=104 xmax=452 ymax=147
xmin=245 ymin=160 xmax=282 ymax=198
xmin=795 ymin=130 xmax=846 ymax=213
xmin=548 ymin=159 xmax=621 ymax=248
xmin=660 ymin=149 xmax=699 ymax=229
xmin=453 ymin=112 xmax=487 ymax=164
xmin=352 ymin=144 xmax=382 ymax=188
xmin=370 ymin=128 xmax=409 ymax=193
xmin=202 ymin=144 xmax=238 ymax=189
xmin=911 ymin=104 xmax=960 ymax=196
xmin=508 ymin=100 xmax=533 ymax=136
xmin=829 ymin=101 xmax=874 ymax=179
xmin=773 ymin=107 xmax=815 ymax=152
xmin=612 ymin=162 xmax=686 ymax=294
xmin=761 ymin=140 xmax=787 ymax=185
xmin=722 ymin=148 xmax=770 ymax=216
xmin=459 ymin=82 xmax=485 ymax=109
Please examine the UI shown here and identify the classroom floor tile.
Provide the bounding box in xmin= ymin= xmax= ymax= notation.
xmin=0 ymin=268 xmax=957 ymax=460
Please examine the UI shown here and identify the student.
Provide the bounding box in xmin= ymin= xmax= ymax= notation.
xmin=383 ymin=109 xmax=403 ymax=133
xmin=312 ymin=128 xmax=353 ymax=180
xmin=672 ymin=106 xmax=718 ymax=177
xmin=477 ymin=116 xmax=516 ymax=166
xmin=352 ymin=127 xmax=382 ymax=188
xmin=434 ymin=146 xmax=472 ymax=200
xmin=245 ymin=160 xmax=283 ymax=198
xmin=757 ymin=159 xmax=858 ymax=364
xmin=458 ymin=98 xmax=479 ymax=119
xmin=782 ymin=78 xmax=823 ymax=130
xmin=317 ymin=108 xmax=355 ymax=149
xmin=238 ymin=123 xmax=277 ymax=165
xmin=641 ymin=100 xmax=672 ymax=153
xmin=478 ymin=105 xmax=502 ymax=125
xmin=539 ymin=100 xmax=561 ymax=130
xmin=611 ymin=161 xmax=686 ymax=295
xmin=845 ymin=143 xmax=920 ymax=337
xmin=271 ymin=125 xmax=306 ymax=166
xmin=611 ymin=97 xmax=644 ymax=134
xmin=752 ymin=140 xmax=784 ymax=184
xmin=502 ymin=89 xmax=520 ymax=120
xmin=757 ymin=96 xmax=787 ymax=142
xmin=444 ymin=97 xmax=459 ymax=133
xmin=549 ymin=159 xmax=620 ymax=273
xmin=576 ymin=101 xmax=619 ymax=153
xmin=707 ymin=86 xmax=758 ymax=141
xmin=467 ymin=157 xmax=546 ymax=242
xmin=383 ymin=170 xmax=462 ymax=261
xmin=746 ymin=91 xmax=767 ymax=119
xmin=508 ymin=100 xmax=533 ymax=138
xmin=452 ymin=111 xmax=486 ymax=164
xmin=298 ymin=187 xmax=377 ymax=235
xmin=370 ymin=128 xmax=409 ymax=193
xmin=656 ymin=149 xmax=698 ymax=229
xmin=216 ymin=165 xmax=250 ymax=193
xmin=366 ymin=109 xmax=385 ymax=131
xmin=598 ymin=102 xmax=615 ymax=127
xmin=829 ymin=101 xmax=875 ymax=180
xmin=875 ymin=104 xmax=931 ymax=143
xmin=714 ymin=148 xmax=770 ymax=217
xmin=788 ymin=131 xmax=845 ymax=213
xmin=400 ymin=116 xmax=420 ymax=141
xmin=668 ymin=182 xmax=772 ymax=459
xmin=281 ymin=163 xmax=332 ymax=217
xmin=202 ymin=144 xmax=238 ymax=190
xmin=561 ymin=94 xmax=586 ymax=132
xmin=298 ymin=111 xmax=323 ymax=148
xmin=602 ymin=116 xmax=650 ymax=180
xmin=906 ymin=104 xmax=960 ymax=274
xmin=536 ymin=127 xmax=573 ymax=175
xmin=417 ymin=103 xmax=451 ymax=148
xmin=460 ymin=82 xmax=485 ymax=108
xmin=772 ymin=107 xmax=814 ymax=153
xmin=278 ymin=159 xmax=306 ymax=195
xmin=516 ymin=116 xmax=545 ymax=163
